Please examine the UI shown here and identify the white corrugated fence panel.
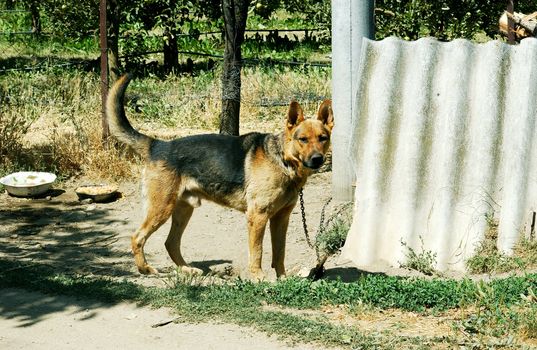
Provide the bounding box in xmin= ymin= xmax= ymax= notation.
xmin=342 ymin=37 xmax=537 ymax=271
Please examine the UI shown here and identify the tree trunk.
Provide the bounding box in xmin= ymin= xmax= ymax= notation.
xmin=29 ymin=1 xmax=41 ymax=34
xmin=107 ymin=0 xmax=121 ymax=82
xmin=163 ymin=28 xmax=179 ymax=73
xmin=219 ymin=0 xmax=249 ymax=136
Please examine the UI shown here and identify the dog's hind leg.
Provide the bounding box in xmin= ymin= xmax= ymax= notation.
xmin=165 ymin=201 xmax=202 ymax=275
xmin=132 ymin=166 xmax=179 ymax=274
xmin=269 ymin=205 xmax=294 ymax=278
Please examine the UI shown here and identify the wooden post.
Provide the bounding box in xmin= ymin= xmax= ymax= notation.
xmin=331 ymin=0 xmax=375 ymax=201
xmin=100 ymin=0 xmax=109 ymax=143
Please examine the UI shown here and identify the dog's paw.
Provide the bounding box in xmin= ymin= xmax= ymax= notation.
xmin=249 ymin=269 xmax=266 ymax=282
xmin=138 ymin=264 xmax=159 ymax=275
xmin=276 ymin=273 xmax=287 ymax=280
xmin=180 ymin=266 xmax=203 ymax=276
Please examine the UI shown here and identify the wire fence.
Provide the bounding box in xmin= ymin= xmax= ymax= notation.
xmin=0 ymin=61 xmax=93 ymax=73
xmin=0 ymin=5 xmax=330 ymax=72
xmin=123 ymin=49 xmax=331 ymax=67
xmin=0 ymin=27 xmax=324 ymax=37
xmin=0 ymin=45 xmax=331 ymax=74
xmin=0 ymin=54 xmax=330 ymax=74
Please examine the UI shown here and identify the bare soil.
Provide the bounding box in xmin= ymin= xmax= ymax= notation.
xmin=0 ymin=170 xmax=356 ymax=349
xmin=0 ymin=287 xmax=318 ymax=350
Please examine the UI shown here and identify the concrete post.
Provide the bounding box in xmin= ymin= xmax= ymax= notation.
xmin=331 ymin=0 xmax=375 ymax=201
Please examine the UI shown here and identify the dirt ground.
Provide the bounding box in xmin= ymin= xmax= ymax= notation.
xmin=0 ymin=287 xmax=319 ymax=350
xmin=0 ymin=170 xmax=356 ymax=349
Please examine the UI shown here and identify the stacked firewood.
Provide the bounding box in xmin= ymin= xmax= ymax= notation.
xmin=499 ymin=11 xmax=537 ymax=41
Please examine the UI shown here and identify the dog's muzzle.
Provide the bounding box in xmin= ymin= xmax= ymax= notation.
xmin=303 ymin=154 xmax=325 ymax=169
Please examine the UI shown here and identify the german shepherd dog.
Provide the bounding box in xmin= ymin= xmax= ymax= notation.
xmin=106 ymin=75 xmax=333 ymax=280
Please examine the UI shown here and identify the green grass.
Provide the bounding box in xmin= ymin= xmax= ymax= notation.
xmin=2 ymin=258 xmax=537 ymax=348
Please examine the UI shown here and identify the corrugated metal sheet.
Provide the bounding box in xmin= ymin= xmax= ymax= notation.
xmin=342 ymin=37 xmax=537 ymax=271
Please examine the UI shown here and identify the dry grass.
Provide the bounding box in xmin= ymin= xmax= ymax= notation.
xmin=262 ymin=301 xmax=537 ymax=348
xmin=466 ymin=213 xmax=537 ymax=274
xmin=0 ymin=71 xmax=137 ymax=180
xmin=0 ymin=65 xmax=331 ymax=181
xmin=125 ymin=65 xmax=331 ymax=136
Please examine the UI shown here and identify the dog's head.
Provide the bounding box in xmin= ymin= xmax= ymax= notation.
xmin=284 ymin=99 xmax=334 ymax=170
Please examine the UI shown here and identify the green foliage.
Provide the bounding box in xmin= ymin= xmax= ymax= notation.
xmin=119 ymin=0 xmax=222 ymax=62
xmin=456 ymin=283 xmax=537 ymax=340
xmin=399 ymin=236 xmax=438 ymax=276
xmin=314 ymin=203 xmax=352 ymax=257
xmin=3 ymin=0 xmax=535 ymax=45
xmin=38 ymin=0 xmax=100 ymax=38
xmin=375 ymin=0 xmax=535 ymax=41
xmin=0 ymin=6 xmax=29 ymax=32
xmin=281 ymin=0 xmax=331 ymax=36
xmin=251 ymin=0 xmax=281 ymax=19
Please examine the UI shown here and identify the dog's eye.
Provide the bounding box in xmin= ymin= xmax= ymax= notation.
xmin=298 ymin=137 xmax=308 ymax=144
xmin=319 ymin=135 xmax=329 ymax=142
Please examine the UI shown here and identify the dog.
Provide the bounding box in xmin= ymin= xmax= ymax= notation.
xmin=106 ymin=74 xmax=333 ymax=280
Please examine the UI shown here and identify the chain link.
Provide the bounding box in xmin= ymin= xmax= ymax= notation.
xmin=299 ymin=188 xmax=332 ymax=263
xmin=299 ymin=189 xmax=314 ymax=249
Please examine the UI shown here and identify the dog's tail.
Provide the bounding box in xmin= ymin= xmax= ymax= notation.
xmin=106 ymin=74 xmax=153 ymax=157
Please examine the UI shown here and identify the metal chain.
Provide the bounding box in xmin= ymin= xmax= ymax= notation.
xmin=299 ymin=189 xmax=332 ymax=263
xmin=317 ymin=196 xmax=333 ymax=238
xmin=299 ymin=189 xmax=314 ymax=249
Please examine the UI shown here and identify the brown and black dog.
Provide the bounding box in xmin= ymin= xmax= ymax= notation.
xmin=106 ymin=74 xmax=333 ymax=280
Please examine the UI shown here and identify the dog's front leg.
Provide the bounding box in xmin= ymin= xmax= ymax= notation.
xmin=269 ymin=205 xmax=294 ymax=278
xmin=247 ymin=210 xmax=269 ymax=281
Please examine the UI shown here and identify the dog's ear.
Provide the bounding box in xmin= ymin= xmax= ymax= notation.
xmin=317 ymin=99 xmax=334 ymax=130
xmin=287 ymin=101 xmax=305 ymax=129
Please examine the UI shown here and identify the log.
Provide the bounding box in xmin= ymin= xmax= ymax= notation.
xmin=499 ymin=11 xmax=537 ymax=40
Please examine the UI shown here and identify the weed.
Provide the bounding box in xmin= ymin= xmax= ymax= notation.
xmin=460 ymin=282 xmax=519 ymax=338
xmin=520 ymin=304 xmax=537 ymax=340
xmin=0 ymin=105 xmax=36 ymax=169
xmin=466 ymin=213 xmax=536 ymax=274
xmin=315 ymin=202 xmax=353 ymax=257
xmin=400 ymin=236 xmax=438 ymax=276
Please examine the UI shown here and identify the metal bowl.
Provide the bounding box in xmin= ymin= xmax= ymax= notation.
xmin=75 ymin=184 xmax=119 ymax=203
xmin=0 ymin=171 xmax=57 ymax=197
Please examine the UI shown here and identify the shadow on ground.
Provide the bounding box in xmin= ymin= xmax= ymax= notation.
xmin=0 ymin=287 xmax=107 ymax=327
xmin=0 ymin=194 xmax=135 ymax=278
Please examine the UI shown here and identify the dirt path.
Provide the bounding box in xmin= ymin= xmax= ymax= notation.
xmin=0 ymin=171 xmax=354 ymax=349
xmin=0 ymin=287 xmax=318 ymax=350
xmin=0 ymin=171 xmax=359 ymax=281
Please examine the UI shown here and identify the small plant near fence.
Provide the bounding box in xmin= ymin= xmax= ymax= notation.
xmin=399 ymin=236 xmax=438 ymax=276
xmin=466 ymin=212 xmax=537 ymax=274
xmin=314 ymin=202 xmax=353 ymax=258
